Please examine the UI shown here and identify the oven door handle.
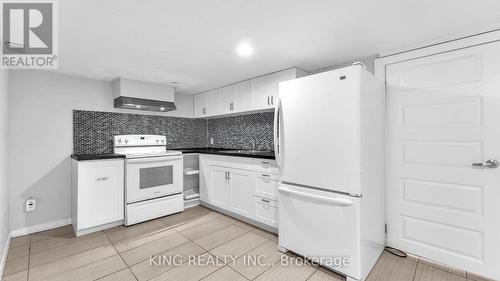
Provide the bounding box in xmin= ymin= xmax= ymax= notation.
xmin=126 ymin=155 xmax=183 ymax=164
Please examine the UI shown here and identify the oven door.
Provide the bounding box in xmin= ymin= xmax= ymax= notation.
xmin=126 ymin=155 xmax=183 ymax=203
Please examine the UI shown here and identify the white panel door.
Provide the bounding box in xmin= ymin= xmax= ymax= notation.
xmin=278 ymin=67 xmax=361 ymax=195
xmin=386 ymin=42 xmax=500 ymax=280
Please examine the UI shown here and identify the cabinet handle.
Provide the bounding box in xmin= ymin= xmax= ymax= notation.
xmin=267 ymin=96 xmax=270 ymax=106
xmin=261 ymin=198 xmax=270 ymax=203
xmin=261 ymin=161 xmax=270 ymax=165
xmin=271 ymin=96 xmax=274 ymax=105
xmin=96 ymin=177 xmax=109 ymax=181
xmin=228 ymin=171 xmax=231 ymax=180
xmin=262 ymin=174 xmax=271 ymax=182
xmin=202 ymin=107 xmax=206 ymax=115
xmin=230 ymin=102 xmax=234 ymax=111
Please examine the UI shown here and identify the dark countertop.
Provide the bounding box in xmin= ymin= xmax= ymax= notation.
xmin=71 ymin=148 xmax=275 ymax=161
xmin=172 ymin=147 xmax=276 ymax=160
xmin=71 ymin=153 xmax=125 ymax=161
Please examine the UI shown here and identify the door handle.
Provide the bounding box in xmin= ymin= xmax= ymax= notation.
xmin=267 ymin=96 xmax=270 ymax=106
xmin=472 ymin=159 xmax=499 ymax=168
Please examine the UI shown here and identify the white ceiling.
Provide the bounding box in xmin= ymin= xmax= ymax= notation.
xmin=56 ymin=0 xmax=500 ymax=94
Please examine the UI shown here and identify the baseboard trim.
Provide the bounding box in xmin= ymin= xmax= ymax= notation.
xmin=10 ymin=218 xmax=72 ymax=237
xmin=0 ymin=231 xmax=11 ymax=279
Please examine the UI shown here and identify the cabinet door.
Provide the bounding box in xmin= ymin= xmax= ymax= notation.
xmin=234 ymin=80 xmax=251 ymax=112
xmin=209 ymin=165 xmax=230 ymax=208
xmin=218 ymin=85 xmax=235 ymax=115
xmin=194 ymin=93 xmax=207 ymax=118
xmin=206 ymin=89 xmax=219 ymax=116
xmin=251 ymin=74 xmax=276 ymax=110
xmin=270 ymin=69 xmax=294 ymax=106
xmin=251 ymin=69 xmax=294 ymax=110
xmin=78 ymin=160 xmax=124 ymax=230
xmin=229 ymin=168 xmax=253 ymax=217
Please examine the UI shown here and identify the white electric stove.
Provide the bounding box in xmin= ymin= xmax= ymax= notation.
xmin=114 ymin=135 xmax=184 ymax=226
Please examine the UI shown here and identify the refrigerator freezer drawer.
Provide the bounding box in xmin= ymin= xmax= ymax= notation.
xmin=278 ymin=183 xmax=361 ymax=280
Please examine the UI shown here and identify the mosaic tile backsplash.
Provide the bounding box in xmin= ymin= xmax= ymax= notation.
xmin=207 ymin=112 xmax=274 ymax=151
xmin=73 ymin=110 xmax=274 ymax=154
xmin=73 ymin=110 xmax=207 ymax=154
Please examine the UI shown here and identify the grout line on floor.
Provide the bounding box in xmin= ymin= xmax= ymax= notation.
xmin=27 ymin=235 xmax=32 ymax=281
xmin=100 ymin=230 xmax=139 ymax=281
xmin=412 ymin=257 xmax=420 ymax=281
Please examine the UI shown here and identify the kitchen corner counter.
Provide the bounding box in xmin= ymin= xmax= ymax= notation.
xmin=172 ymin=148 xmax=276 ymax=160
xmin=71 ymin=153 xmax=125 ymax=161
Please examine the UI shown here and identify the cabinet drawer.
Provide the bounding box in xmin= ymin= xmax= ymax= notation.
xmin=253 ymin=196 xmax=278 ymax=228
xmin=253 ymin=172 xmax=279 ymax=200
xmin=205 ymin=155 xmax=254 ymax=171
xmin=252 ymin=159 xmax=278 ymax=174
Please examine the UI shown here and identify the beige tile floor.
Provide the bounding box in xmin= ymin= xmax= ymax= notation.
xmin=1 ymin=206 xmax=491 ymax=281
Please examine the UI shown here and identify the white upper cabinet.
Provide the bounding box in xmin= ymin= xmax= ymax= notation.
xmin=218 ymin=85 xmax=235 ymax=115
xmin=193 ymin=67 xmax=307 ymax=118
xmin=206 ymin=89 xmax=219 ymax=116
xmin=194 ymin=92 xmax=207 ymax=118
xmin=234 ymin=80 xmax=252 ymax=112
xmin=194 ymin=89 xmax=219 ymax=117
xmin=251 ymin=68 xmax=308 ymax=110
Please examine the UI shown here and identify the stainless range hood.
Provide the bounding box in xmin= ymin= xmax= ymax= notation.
xmin=113 ymin=78 xmax=177 ymax=112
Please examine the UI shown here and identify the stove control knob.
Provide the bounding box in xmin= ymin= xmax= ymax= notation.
xmin=161 ymin=140 xmax=165 ymax=143
xmin=117 ymin=138 xmax=122 ymax=144
xmin=156 ymin=139 xmax=159 ymax=143
xmin=124 ymin=139 xmax=129 ymax=144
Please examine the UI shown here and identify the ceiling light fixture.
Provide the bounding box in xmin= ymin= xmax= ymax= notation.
xmin=236 ymin=42 xmax=254 ymax=57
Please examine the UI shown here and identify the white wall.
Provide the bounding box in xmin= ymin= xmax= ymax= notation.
xmin=0 ymin=70 xmax=10 ymax=273
xmin=8 ymin=70 xmax=194 ymax=232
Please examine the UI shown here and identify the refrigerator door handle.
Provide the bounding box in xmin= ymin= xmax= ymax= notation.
xmin=274 ymin=96 xmax=282 ymax=167
xmin=278 ymin=186 xmax=353 ymax=206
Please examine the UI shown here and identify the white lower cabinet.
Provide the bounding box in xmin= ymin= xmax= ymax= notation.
xmin=200 ymin=155 xmax=278 ymax=229
xmin=71 ymin=158 xmax=124 ymax=236
xmin=229 ymin=169 xmax=253 ymax=217
xmin=209 ymin=165 xmax=231 ymax=208
xmin=253 ymin=197 xmax=278 ymax=228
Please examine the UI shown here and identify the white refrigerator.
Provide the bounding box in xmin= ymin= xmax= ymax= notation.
xmin=275 ymin=65 xmax=386 ymax=281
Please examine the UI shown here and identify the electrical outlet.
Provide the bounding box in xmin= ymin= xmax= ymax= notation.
xmin=210 ymin=138 xmax=214 ymax=145
xmin=26 ymin=198 xmax=36 ymax=212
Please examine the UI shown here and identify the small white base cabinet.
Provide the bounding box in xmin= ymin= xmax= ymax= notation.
xmin=199 ymin=154 xmax=279 ymax=230
xmin=71 ymin=158 xmax=124 ymax=236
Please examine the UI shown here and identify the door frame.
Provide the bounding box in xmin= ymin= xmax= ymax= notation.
xmin=374 ymin=29 xmax=500 ymax=249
